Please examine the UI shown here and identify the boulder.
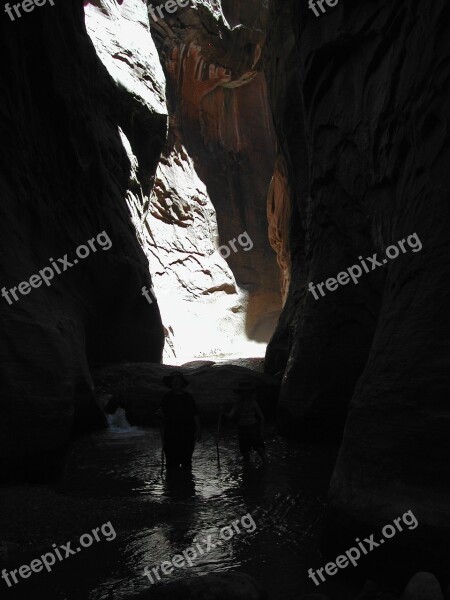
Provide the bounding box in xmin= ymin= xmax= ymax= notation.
xmin=402 ymin=573 xmax=444 ymax=600
xmin=93 ymin=362 xmax=280 ymax=424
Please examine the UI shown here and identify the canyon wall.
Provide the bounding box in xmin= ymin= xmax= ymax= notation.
xmin=0 ymin=0 xmax=281 ymax=471
xmin=145 ymin=0 xmax=281 ymax=361
xmin=266 ymin=0 xmax=450 ymax=581
xmin=0 ymin=0 xmax=166 ymax=475
xmin=87 ymin=0 xmax=281 ymax=364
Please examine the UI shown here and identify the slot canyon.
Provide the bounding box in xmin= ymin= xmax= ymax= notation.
xmin=0 ymin=0 xmax=449 ymax=599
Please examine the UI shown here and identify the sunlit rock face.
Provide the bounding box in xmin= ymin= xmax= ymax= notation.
xmin=263 ymin=4 xmax=310 ymax=378
xmin=134 ymin=140 xmax=255 ymax=362
xmin=267 ymin=154 xmax=291 ymax=305
xmin=146 ymin=0 xmax=281 ymax=361
xmin=0 ymin=0 xmax=165 ymax=474
xmin=265 ymin=0 xmax=450 ymax=579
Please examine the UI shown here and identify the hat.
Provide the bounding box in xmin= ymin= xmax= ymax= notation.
xmin=163 ymin=371 xmax=189 ymax=388
xmin=233 ymin=381 xmax=258 ymax=394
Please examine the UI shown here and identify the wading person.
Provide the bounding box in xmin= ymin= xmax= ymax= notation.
xmin=160 ymin=371 xmax=201 ymax=471
xmin=227 ymin=381 xmax=267 ymax=465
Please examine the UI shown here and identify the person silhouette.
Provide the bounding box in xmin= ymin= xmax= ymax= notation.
xmin=226 ymin=381 xmax=267 ymax=465
xmin=159 ymin=371 xmax=201 ymax=471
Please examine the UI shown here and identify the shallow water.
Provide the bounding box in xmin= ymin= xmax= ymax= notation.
xmin=14 ymin=425 xmax=338 ymax=600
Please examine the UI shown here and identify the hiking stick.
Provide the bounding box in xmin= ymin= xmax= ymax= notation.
xmin=216 ymin=403 xmax=223 ymax=468
xmin=159 ymin=422 xmax=165 ymax=477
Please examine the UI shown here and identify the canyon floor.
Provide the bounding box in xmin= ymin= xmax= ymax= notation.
xmin=0 ymin=424 xmax=347 ymax=600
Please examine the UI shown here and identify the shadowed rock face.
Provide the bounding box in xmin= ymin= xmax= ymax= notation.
xmin=265 ymin=0 xmax=450 ymax=581
xmin=0 ymin=0 xmax=166 ymax=475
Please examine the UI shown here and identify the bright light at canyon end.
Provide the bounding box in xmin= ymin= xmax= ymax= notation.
xmin=84 ymin=1 xmax=281 ymax=364
xmin=155 ymin=285 xmax=270 ymax=364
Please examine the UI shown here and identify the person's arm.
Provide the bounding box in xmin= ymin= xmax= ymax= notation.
xmin=254 ymin=401 xmax=264 ymax=436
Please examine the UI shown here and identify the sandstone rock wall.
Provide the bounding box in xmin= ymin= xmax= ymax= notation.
xmin=146 ymin=0 xmax=281 ymax=360
xmin=0 ymin=0 xmax=166 ymax=475
xmin=265 ymin=0 xmax=450 ymax=580
xmin=0 ymin=0 xmax=281 ymax=472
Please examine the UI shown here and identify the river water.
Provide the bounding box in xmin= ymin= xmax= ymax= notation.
xmin=7 ymin=420 xmax=340 ymax=600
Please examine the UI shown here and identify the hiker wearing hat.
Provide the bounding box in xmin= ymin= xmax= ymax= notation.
xmin=226 ymin=381 xmax=267 ymax=464
xmin=160 ymin=371 xmax=201 ymax=470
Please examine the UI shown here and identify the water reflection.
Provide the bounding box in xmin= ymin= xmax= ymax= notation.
xmin=164 ymin=469 xmax=196 ymax=499
xmin=58 ymin=425 xmax=337 ymax=600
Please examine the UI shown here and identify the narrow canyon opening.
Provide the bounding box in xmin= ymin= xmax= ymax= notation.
xmin=85 ymin=0 xmax=284 ymax=364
